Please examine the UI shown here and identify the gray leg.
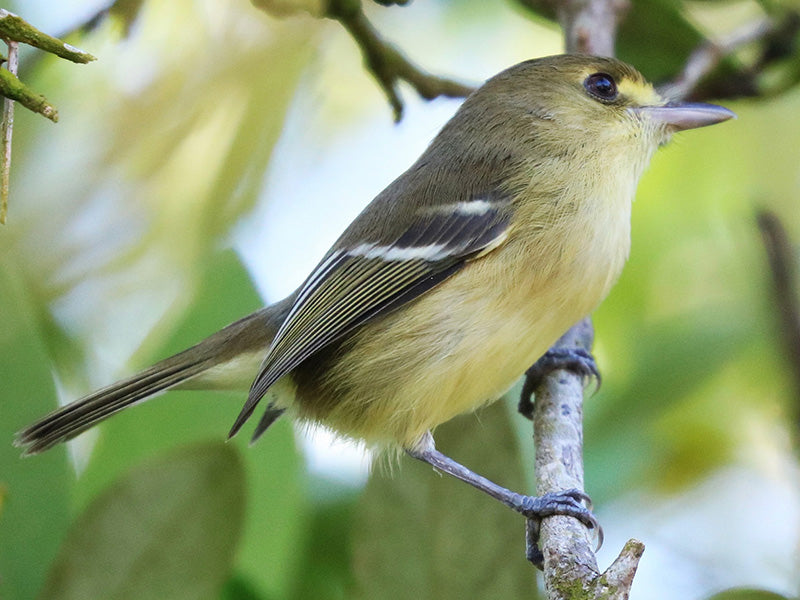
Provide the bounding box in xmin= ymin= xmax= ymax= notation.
xmin=406 ymin=431 xmax=600 ymax=530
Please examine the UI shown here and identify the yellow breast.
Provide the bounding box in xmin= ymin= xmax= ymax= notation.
xmin=300 ymin=171 xmax=634 ymax=449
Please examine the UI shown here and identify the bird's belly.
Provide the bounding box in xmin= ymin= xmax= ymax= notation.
xmin=293 ymin=223 xmax=627 ymax=449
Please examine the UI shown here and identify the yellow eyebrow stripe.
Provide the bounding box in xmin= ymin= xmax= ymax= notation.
xmin=618 ymin=79 xmax=662 ymax=105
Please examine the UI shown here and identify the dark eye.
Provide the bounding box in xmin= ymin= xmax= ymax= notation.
xmin=584 ymin=73 xmax=618 ymax=102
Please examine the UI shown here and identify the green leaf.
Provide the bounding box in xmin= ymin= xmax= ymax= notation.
xmin=221 ymin=574 xmax=271 ymax=600
xmin=586 ymin=306 xmax=753 ymax=500
xmin=72 ymin=250 xmax=309 ymax=600
xmin=352 ymin=402 xmax=540 ymax=600
xmin=0 ymin=263 xmax=72 ymax=600
xmin=39 ymin=442 xmax=245 ymax=600
xmin=706 ymin=588 xmax=792 ymax=600
xmin=616 ymin=0 xmax=704 ymax=82
xmin=72 ymin=249 xmax=265 ymax=507
xmin=288 ymin=496 xmax=358 ymax=600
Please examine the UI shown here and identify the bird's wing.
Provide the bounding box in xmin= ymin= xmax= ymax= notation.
xmin=229 ymin=193 xmax=513 ymax=438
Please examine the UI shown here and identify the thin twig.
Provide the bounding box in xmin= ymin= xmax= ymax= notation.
xmin=0 ymin=61 xmax=58 ymax=122
xmin=0 ymin=9 xmax=96 ymax=63
xmin=325 ymin=0 xmax=475 ymax=121
xmin=0 ymin=10 xmax=99 ymax=120
xmin=757 ymin=210 xmax=800 ymax=425
xmin=658 ymin=17 xmax=775 ymax=100
xmin=0 ymin=39 xmax=17 ymax=224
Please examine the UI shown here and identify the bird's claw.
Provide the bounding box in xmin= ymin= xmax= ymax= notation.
xmin=519 ymin=348 xmax=601 ymax=419
xmin=519 ymin=489 xmax=598 ymax=529
xmin=521 ymin=489 xmax=604 ymax=569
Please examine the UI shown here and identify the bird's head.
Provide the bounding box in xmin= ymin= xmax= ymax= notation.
xmin=445 ymin=54 xmax=734 ymax=179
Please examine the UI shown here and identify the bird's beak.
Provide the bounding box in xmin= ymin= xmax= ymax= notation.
xmin=632 ymin=102 xmax=736 ymax=132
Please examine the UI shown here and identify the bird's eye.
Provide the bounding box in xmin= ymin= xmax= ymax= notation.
xmin=584 ymin=73 xmax=618 ymax=102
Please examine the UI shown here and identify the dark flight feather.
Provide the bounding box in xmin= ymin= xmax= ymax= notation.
xmin=229 ymin=195 xmax=513 ymax=438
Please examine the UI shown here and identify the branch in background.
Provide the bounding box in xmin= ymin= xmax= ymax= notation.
xmin=757 ymin=210 xmax=800 ymax=428
xmin=659 ymin=10 xmax=800 ymax=102
xmin=0 ymin=63 xmax=58 ymax=122
xmin=0 ymin=11 xmax=95 ymax=224
xmin=515 ymin=0 xmax=629 ymax=56
xmin=0 ymin=40 xmax=17 ymax=224
xmin=0 ymin=10 xmax=96 ymax=64
xmin=0 ymin=10 xmax=96 ymax=116
xmin=529 ymin=319 xmax=644 ymax=599
xmin=555 ymin=0 xmax=630 ymax=56
xmin=658 ymin=16 xmax=784 ymax=101
xmin=254 ymin=0 xmax=475 ymax=121
xmin=325 ymin=0 xmax=475 ymax=121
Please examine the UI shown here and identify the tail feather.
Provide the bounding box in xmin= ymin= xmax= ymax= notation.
xmin=15 ymin=300 xmax=294 ymax=456
xmin=15 ymin=357 xmax=211 ymax=455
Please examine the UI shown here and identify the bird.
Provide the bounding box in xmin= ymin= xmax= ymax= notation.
xmin=16 ymin=54 xmax=734 ymax=540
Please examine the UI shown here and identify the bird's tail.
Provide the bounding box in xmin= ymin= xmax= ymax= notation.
xmin=15 ymin=300 xmax=292 ymax=456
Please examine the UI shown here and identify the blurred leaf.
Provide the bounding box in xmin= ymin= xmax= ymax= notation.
xmin=39 ymin=442 xmax=244 ymax=600
xmin=71 ymin=250 xmax=310 ymax=600
xmin=288 ymin=496 xmax=358 ymax=600
xmin=140 ymin=249 xmax=265 ymax=362
xmin=221 ymin=574 xmax=271 ymax=600
xmin=352 ymin=402 xmax=539 ymax=599
xmin=109 ymin=0 xmax=147 ymax=36
xmin=706 ymin=588 xmax=793 ymax=599
xmin=251 ymin=0 xmax=324 ymax=17
xmin=98 ymin=8 xmax=316 ymax=250
xmin=233 ymin=420 xmax=309 ymax=600
xmin=72 ymin=249 xmax=264 ymax=506
xmin=586 ymin=306 xmax=753 ymax=500
xmin=0 ymin=263 xmax=72 ymax=600
xmin=616 ymin=0 xmax=705 ymax=82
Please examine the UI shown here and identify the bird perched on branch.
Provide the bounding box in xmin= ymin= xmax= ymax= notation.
xmin=16 ymin=54 xmax=733 ymax=542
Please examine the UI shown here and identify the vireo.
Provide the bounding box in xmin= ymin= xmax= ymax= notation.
xmin=16 ymin=55 xmax=733 ymax=538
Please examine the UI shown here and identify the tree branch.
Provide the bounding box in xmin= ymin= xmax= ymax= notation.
xmin=526 ymin=1 xmax=643 ymax=596
xmin=657 ymin=16 xmax=789 ymax=101
xmin=324 ymin=0 xmax=475 ymax=121
xmin=252 ymin=0 xmax=474 ymax=121
xmin=553 ymin=0 xmax=630 ymax=56
xmin=0 ymin=40 xmax=16 ymax=224
xmin=530 ymin=319 xmax=644 ymax=599
xmin=0 ymin=10 xmax=97 ymax=119
xmin=0 ymin=11 xmax=96 ymax=223
xmin=0 ymin=62 xmax=58 ymax=122
xmin=0 ymin=9 xmax=96 ymax=64
xmin=757 ymin=210 xmax=800 ymax=430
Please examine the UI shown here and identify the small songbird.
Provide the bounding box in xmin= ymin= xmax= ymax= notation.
xmin=16 ymin=55 xmax=733 ymax=535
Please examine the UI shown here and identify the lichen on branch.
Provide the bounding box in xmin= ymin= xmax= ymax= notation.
xmin=0 ymin=66 xmax=58 ymax=122
xmin=0 ymin=9 xmax=96 ymax=63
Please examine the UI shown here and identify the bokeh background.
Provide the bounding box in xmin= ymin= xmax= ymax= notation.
xmin=1 ymin=1 xmax=799 ymax=599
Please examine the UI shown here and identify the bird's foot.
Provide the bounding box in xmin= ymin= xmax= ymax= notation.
xmin=518 ymin=348 xmax=601 ymax=419
xmin=518 ymin=489 xmax=603 ymax=569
